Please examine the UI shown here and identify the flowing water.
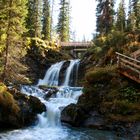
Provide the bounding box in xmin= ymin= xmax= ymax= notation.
xmin=63 ymin=59 xmax=80 ymax=86
xmin=0 ymin=60 xmax=130 ymax=140
xmin=38 ymin=61 xmax=65 ymax=86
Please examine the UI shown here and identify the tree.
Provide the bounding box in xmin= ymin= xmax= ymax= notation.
xmin=127 ymin=0 xmax=140 ymax=31
xmin=131 ymin=0 xmax=140 ymax=29
xmin=0 ymin=0 xmax=27 ymax=80
xmin=127 ymin=0 xmax=135 ymax=31
xmin=57 ymin=0 xmax=70 ymax=41
xmin=96 ymin=0 xmax=115 ymax=35
xmin=116 ymin=0 xmax=126 ymax=32
xmin=42 ymin=0 xmax=51 ymax=40
xmin=26 ymin=0 xmax=41 ymax=37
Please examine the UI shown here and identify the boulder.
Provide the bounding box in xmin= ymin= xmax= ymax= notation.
xmin=0 ymin=84 xmax=46 ymax=130
xmin=61 ymin=103 xmax=87 ymax=126
xmin=38 ymin=85 xmax=58 ymax=100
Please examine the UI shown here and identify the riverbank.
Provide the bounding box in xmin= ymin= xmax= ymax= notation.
xmin=61 ymin=65 xmax=140 ymax=138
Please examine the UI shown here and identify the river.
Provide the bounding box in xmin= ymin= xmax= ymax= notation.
xmin=0 ymin=60 xmax=130 ymax=140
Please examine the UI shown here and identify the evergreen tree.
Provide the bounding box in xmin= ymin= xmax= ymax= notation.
xmin=131 ymin=0 xmax=140 ymax=29
xmin=26 ymin=0 xmax=41 ymax=37
xmin=57 ymin=0 xmax=70 ymax=42
xmin=116 ymin=0 xmax=126 ymax=32
xmin=42 ymin=0 xmax=51 ymax=40
xmin=0 ymin=0 xmax=27 ymax=80
xmin=96 ymin=0 xmax=115 ymax=34
xmin=127 ymin=0 xmax=135 ymax=31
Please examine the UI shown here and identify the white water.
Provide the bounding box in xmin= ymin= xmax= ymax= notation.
xmin=38 ymin=61 xmax=65 ymax=86
xmin=63 ymin=59 xmax=80 ymax=86
xmin=0 ymin=60 xmax=129 ymax=140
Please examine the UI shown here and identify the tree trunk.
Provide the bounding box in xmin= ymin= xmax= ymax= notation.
xmin=3 ymin=0 xmax=13 ymax=81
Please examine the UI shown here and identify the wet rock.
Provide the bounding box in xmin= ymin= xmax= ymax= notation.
xmin=58 ymin=61 xmax=70 ymax=85
xmin=61 ymin=103 xmax=87 ymax=126
xmin=0 ymin=85 xmax=46 ymax=130
xmin=83 ymin=111 xmax=106 ymax=129
xmin=38 ymin=86 xmax=58 ymax=100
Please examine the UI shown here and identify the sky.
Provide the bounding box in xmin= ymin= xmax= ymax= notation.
xmin=53 ymin=0 xmax=129 ymax=41
xmin=70 ymin=0 xmax=97 ymax=41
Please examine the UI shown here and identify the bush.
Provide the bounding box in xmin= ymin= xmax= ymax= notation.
xmin=85 ymin=65 xmax=117 ymax=84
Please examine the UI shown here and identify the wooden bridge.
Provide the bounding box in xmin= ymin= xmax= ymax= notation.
xmin=116 ymin=50 xmax=140 ymax=83
xmin=59 ymin=42 xmax=91 ymax=58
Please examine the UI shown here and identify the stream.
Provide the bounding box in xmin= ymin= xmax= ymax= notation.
xmin=0 ymin=60 xmax=130 ymax=140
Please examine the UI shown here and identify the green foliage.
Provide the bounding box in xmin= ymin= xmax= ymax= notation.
xmin=85 ymin=65 xmax=117 ymax=84
xmin=131 ymin=0 xmax=140 ymax=29
xmin=120 ymin=87 xmax=140 ymax=103
xmin=0 ymin=0 xmax=28 ymax=81
xmin=42 ymin=0 xmax=51 ymax=40
xmin=27 ymin=37 xmax=60 ymax=52
xmin=26 ymin=0 xmax=42 ymax=37
xmin=83 ymin=64 xmax=140 ymax=122
xmin=96 ymin=0 xmax=115 ymax=34
xmin=115 ymin=0 xmax=126 ymax=32
xmin=57 ymin=0 xmax=70 ymax=41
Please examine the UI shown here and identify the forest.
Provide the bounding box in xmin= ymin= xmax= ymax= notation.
xmin=0 ymin=0 xmax=140 ymax=140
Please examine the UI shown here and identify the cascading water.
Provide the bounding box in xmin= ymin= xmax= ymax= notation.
xmin=63 ymin=59 xmax=80 ymax=86
xmin=38 ymin=61 xmax=65 ymax=86
xmin=0 ymin=60 xmax=128 ymax=140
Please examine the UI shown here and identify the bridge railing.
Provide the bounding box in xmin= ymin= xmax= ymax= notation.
xmin=60 ymin=42 xmax=91 ymax=48
xmin=116 ymin=52 xmax=140 ymax=83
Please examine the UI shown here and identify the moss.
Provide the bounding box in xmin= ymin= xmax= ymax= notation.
xmin=0 ymin=83 xmax=20 ymax=114
xmin=0 ymin=82 xmax=7 ymax=93
xmin=85 ymin=65 xmax=117 ymax=84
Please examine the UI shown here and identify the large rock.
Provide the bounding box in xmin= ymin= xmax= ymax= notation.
xmin=39 ymin=85 xmax=58 ymax=100
xmin=0 ymin=84 xmax=46 ymax=130
xmin=61 ymin=103 xmax=87 ymax=126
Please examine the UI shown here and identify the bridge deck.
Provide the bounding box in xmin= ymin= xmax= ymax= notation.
xmin=116 ymin=51 xmax=140 ymax=83
xmin=60 ymin=42 xmax=91 ymax=49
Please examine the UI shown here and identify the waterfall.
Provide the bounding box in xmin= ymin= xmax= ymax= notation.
xmin=27 ymin=59 xmax=82 ymax=127
xmin=38 ymin=59 xmax=80 ymax=87
xmin=63 ymin=59 xmax=80 ymax=86
xmin=38 ymin=61 xmax=65 ymax=86
xmin=20 ymin=85 xmax=82 ymax=127
xmin=0 ymin=60 xmax=126 ymax=140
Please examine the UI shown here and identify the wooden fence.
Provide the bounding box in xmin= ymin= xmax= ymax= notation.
xmin=116 ymin=52 xmax=140 ymax=83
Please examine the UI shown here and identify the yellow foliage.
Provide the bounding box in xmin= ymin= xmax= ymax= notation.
xmin=0 ymin=83 xmax=20 ymax=114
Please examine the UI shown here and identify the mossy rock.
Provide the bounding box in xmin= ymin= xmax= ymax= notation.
xmin=85 ymin=65 xmax=117 ymax=84
xmin=0 ymin=83 xmax=20 ymax=114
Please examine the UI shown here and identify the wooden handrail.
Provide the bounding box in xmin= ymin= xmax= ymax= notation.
xmin=120 ymin=58 xmax=140 ymax=69
xmin=116 ymin=52 xmax=140 ymax=63
xmin=116 ymin=52 xmax=140 ymax=83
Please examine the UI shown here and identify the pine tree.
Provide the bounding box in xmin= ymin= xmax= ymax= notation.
xmin=57 ymin=0 xmax=70 ymax=42
xmin=127 ymin=0 xmax=135 ymax=31
xmin=96 ymin=0 xmax=115 ymax=35
xmin=116 ymin=0 xmax=126 ymax=32
xmin=131 ymin=0 xmax=140 ymax=29
xmin=26 ymin=0 xmax=41 ymax=37
xmin=0 ymin=0 xmax=27 ymax=80
xmin=42 ymin=0 xmax=51 ymax=40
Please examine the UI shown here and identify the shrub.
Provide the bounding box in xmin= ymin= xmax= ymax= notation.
xmin=85 ymin=65 xmax=117 ymax=84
